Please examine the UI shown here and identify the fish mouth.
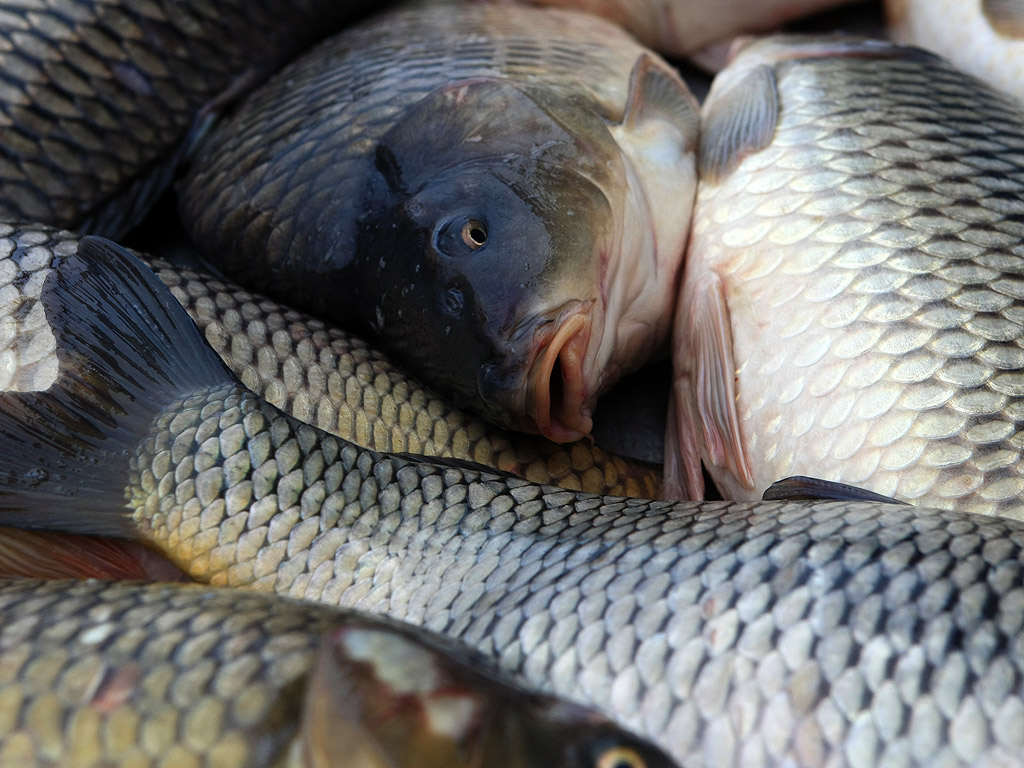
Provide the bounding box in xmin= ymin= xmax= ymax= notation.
xmin=527 ymin=306 xmax=594 ymax=443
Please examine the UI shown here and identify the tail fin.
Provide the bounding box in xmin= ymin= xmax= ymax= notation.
xmin=0 ymin=236 xmax=235 ymax=536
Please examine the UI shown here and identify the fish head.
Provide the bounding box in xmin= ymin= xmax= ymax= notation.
xmin=357 ymin=77 xmax=630 ymax=441
xmin=302 ymin=622 xmax=680 ymax=768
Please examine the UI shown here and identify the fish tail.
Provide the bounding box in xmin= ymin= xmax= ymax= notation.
xmin=0 ymin=236 xmax=235 ymax=537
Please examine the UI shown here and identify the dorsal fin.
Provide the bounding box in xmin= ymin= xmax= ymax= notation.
xmin=619 ymin=53 xmax=700 ymax=150
xmin=699 ymin=63 xmax=779 ymax=184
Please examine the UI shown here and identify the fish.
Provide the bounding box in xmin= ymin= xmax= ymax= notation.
xmin=3 ymin=236 xmax=1024 ymax=766
xmin=887 ymin=0 xmax=1024 ymax=105
xmin=667 ymin=35 xmax=1024 ymax=519
xmin=0 ymin=224 xmax=660 ymax=497
xmin=0 ymin=0 xmax=385 ymax=237
xmin=178 ymin=4 xmax=700 ymax=444
xmin=478 ymin=0 xmax=857 ymax=59
xmin=0 ymin=579 xmax=677 ymax=768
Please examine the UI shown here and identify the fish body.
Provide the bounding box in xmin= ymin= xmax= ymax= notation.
xmin=481 ymin=0 xmax=856 ymax=58
xmin=179 ymin=5 xmax=699 ymax=444
xmin=2 ymin=237 xmax=1024 ymax=766
xmin=887 ymin=0 xmax=1024 ymax=105
xmin=0 ymin=579 xmax=675 ymax=768
xmin=0 ymin=0 xmax=383 ymax=237
xmin=0 ymin=224 xmax=660 ymax=496
xmin=668 ymin=36 xmax=1024 ymax=518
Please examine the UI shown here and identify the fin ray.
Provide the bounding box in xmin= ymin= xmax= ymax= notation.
xmin=0 ymin=236 xmax=236 ymax=537
xmin=699 ymin=64 xmax=778 ymax=184
xmin=620 ymin=53 xmax=700 ymax=146
xmin=685 ymin=272 xmax=754 ymax=493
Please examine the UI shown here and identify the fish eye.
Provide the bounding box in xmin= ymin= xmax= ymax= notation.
xmin=461 ymin=219 xmax=487 ymax=249
xmin=435 ymin=215 xmax=488 ymax=257
xmin=595 ymin=746 xmax=647 ymax=768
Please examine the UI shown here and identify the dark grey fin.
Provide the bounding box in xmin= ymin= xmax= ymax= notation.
xmin=0 ymin=236 xmax=236 ymax=536
xmin=79 ymin=149 xmax=186 ymax=239
xmin=983 ymin=0 xmax=1024 ymax=37
xmin=762 ymin=476 xmax=907 ymax=505
xmin=82 ymin=63 xmax=275 ymax=239
xmin=699 ymin=64 xmax=778 ymax=184
xmin=620 ymin=53 xmax=700 ymax=150
xmin=0 ymin=527 xmax=188 ymax=581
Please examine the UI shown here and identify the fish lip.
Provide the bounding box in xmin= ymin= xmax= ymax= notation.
xmin=524 ymin=302 xmax=594 ymax=443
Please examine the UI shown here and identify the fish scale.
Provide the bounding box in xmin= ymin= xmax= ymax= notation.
xmin=0 ymin=579 xmax=676 ymax=768
xmin=671 ymin=38 xmax=1024 ymax=517
xmin=3 ymin=221 xmax=1024 ymax=765
xmin=181 ymin=7 xmax=643 ymax=281
xmin=0 ymin=0 xmax=383 ymax=236
xmin=7 ymin=235 xmax=1019 ymax=767
xmin=178 ymin=4 xmax=698 ymax=441
xmin=0 ymin=224 xmax=660 ymax=496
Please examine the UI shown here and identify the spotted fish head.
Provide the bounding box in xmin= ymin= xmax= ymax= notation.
xmin=301 ymin=621 xmax=680 ymax=768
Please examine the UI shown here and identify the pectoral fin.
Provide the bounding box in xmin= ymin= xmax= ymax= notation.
xmin=669 ymin=272 xmax=753 ymax=498
xmin=763 ymin=476 xmax=907 ymax=505
xmin=663 ymin=392 xmax=705 ymax=500
xmin=699 ymin=63 xmax=778 ymax=184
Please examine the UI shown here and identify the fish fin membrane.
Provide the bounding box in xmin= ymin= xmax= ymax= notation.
xmin=699 ymin=63 xmax=778 ymax=184
xmin=663 ymin=392 xmax=705 ymax=500
xmin=0 ymin=236 xmax=235 ymax=537
xmin=684 ymin=271 xmax=754 ymax=493
xmin=763 ymin=476 xmax=907 ymax=505
xmin=620 ymin=53 xmax=700 ymax=147
xmin=983 ymin=0 xmax=1024 ymax=37
xmin=0 ymin=527 xmax=189 ymax=581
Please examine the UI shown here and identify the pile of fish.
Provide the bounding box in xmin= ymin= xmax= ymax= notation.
xmin=1 ymin=0 xmax=1024 ymax=766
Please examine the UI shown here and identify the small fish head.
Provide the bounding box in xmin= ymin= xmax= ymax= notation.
xmin=302 ymin=623 xmax=680 ymax=768
xmin=356 ymin=78 xmax=626 ymax=440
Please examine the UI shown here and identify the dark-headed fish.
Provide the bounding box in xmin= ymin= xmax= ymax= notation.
xmin=0 ymin=224 xmax=661 ymax=497
xmin=669 ymin=35 xmax=1024 ymax=519
xmin=179 ymin=5 xmax=699 ymax=443
xmin=2 ymin=237 xmax=1024 ymax=765
xmin=0 ymin=579 xmax=676 ymax=768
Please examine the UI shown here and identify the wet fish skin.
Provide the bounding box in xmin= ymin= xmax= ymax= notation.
xmin=0 ymin=579 xmax=676 ymax=768
xmin=157 ymin=259 xmax=663 ymax=498
xmin=0 ymin=0 xmax=384 ymax=237
xmin=668 ymin=35 xmax=1024 ymax=518
xmin=482 ymin=0 xmax=856 ymax=58
xmin=887 ymin=0 xmax=1024 ymax=105
xmin=0 ymin=224 xmax=660 ymax=497
xmin=4 ymin=238 xmax=1024 ymax=766
xmin=180 ymin=5 xmax=698 ymax=444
